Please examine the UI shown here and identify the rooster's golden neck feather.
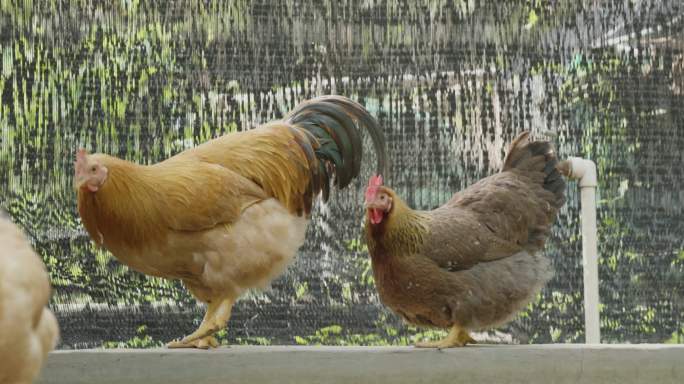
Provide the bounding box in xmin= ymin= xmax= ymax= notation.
xmin=77 ymin=155 xmax=165 ymax=247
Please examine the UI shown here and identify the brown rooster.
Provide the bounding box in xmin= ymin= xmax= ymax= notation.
xmin=75 ymin=95 xmax=386 ymax=349
xmin=363 ymin=132 xmax=566 ymax=348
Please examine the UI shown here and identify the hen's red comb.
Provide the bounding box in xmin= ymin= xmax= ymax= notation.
xmin=365 ymin=174 xmax=383 ymax=201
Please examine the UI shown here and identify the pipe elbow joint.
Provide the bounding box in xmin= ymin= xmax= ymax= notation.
xmin=566 ymin=157 xmax=598 ymax=188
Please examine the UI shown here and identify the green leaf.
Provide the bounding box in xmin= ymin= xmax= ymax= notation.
xmin=527 ymin=9 xmax=538 ymax=28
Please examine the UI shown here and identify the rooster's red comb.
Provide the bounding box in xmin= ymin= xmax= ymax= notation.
xmin=75 ymin=148 xmax=88 ymax=161
xmin=365 ymin=174 xmax=383 ymax=201
xmin=74 ymin=148 xmax=89 ymax=174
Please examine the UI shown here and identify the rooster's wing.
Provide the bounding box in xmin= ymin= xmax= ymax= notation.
xmin=156 ymin=160 xmax=269 ymax=232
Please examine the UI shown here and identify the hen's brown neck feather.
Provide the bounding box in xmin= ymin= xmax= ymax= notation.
xmin=365 ymin=189 xmax=429 ymax=261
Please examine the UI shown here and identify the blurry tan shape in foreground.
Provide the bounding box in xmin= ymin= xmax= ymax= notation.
xmin=0 ymin=215 xmax=59 ymax=384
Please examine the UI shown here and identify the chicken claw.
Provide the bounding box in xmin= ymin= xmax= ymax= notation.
xmin=166 ymin=335 xmax=220 ymax=349
xmin=414 ymin=326 xmax=476 ymax=349
xmin=174 ymin=297 xmax=234 ymax=347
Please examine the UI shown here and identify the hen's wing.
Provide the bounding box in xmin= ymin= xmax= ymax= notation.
xmin=154 ymin=160 xmax=269 ymax=232
xmin=420 ymin=174 xmax=540 ymax=271
xmin=420 ymin=132 xmax=566 ymax=271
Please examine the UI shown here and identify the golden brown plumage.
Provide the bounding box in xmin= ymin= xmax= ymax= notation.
xmin=75 ymin=95 xmax=386 ymax=348
xmin=364 ymin=132 xmax=566 ymax=348
xmin=0 ymin=213 xmax=60 ymax=383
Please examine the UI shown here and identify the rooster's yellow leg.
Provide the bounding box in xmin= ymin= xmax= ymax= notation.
xmin=166 ymin=335 xmax=219 ymax=349
xmin=414 ymin=325 xmax=476 ymax=349
xmin=166 ymin=297 xmax=235 ymax=349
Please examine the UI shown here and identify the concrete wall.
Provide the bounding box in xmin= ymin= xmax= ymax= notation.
xmin=37 ymin=344 xmax=684 ymax=384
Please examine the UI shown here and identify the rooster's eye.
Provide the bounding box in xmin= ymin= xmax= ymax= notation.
xmin=91 ymin=166 xmax=97 ymax=172
xmin=380 ymin=195 xmax=385 ymax=200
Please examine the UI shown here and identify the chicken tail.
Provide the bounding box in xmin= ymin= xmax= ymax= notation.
xmin=502 ymin=131 xmax=566 ymax=209
xmin=285 ymin=95 xmax=387 ymax=202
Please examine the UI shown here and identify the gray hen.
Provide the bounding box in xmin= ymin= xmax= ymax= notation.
xmin=363 ymin=131 xmax=566 ymax=347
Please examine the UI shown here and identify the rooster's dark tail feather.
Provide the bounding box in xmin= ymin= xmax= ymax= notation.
xmin=286 ymin=95 xmax=387 ymax=203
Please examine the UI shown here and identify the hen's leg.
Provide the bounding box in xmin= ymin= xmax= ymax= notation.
xmin=167 ymin=297 xmax=235 ymax=349
xmin=414 ymin=325 xmax=476 ymax=348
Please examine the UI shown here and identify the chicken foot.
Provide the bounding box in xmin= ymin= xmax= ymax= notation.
xmin=167 ymin=297 xmax=234 ymax=349
xmin=166 ymin=335 xmax=219 ymax=349
xmin=414 ymin=325 xmax=476 ymax=348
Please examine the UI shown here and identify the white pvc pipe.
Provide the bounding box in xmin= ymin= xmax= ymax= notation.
xmin=564 ymin=157 xmax=600 ymax=344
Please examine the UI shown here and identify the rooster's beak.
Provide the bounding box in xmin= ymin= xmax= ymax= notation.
xmin=364 ymin=201 xmax=381 ymax=210
xmin=74 ymin=175 xmax=95 ymax=192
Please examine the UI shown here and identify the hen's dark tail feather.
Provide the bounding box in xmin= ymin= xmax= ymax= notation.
xmin=502 ymin=131 xmax=566 ymax=209
xmin=286 ymin=95 xmax=387 ymax=203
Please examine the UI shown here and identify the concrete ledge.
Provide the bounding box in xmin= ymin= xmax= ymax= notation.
xmin=37 ymin=344 xmax=683 ymax=384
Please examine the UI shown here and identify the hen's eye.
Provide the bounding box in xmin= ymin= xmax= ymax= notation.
xmin=380 ymin=195 xmax=385 ymax=200
xmin=91 ymin=166 xmax=97 ymax=172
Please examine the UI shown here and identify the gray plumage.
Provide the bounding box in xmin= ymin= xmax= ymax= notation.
xmin=364 ymin=131 xmax=566 ymax=341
